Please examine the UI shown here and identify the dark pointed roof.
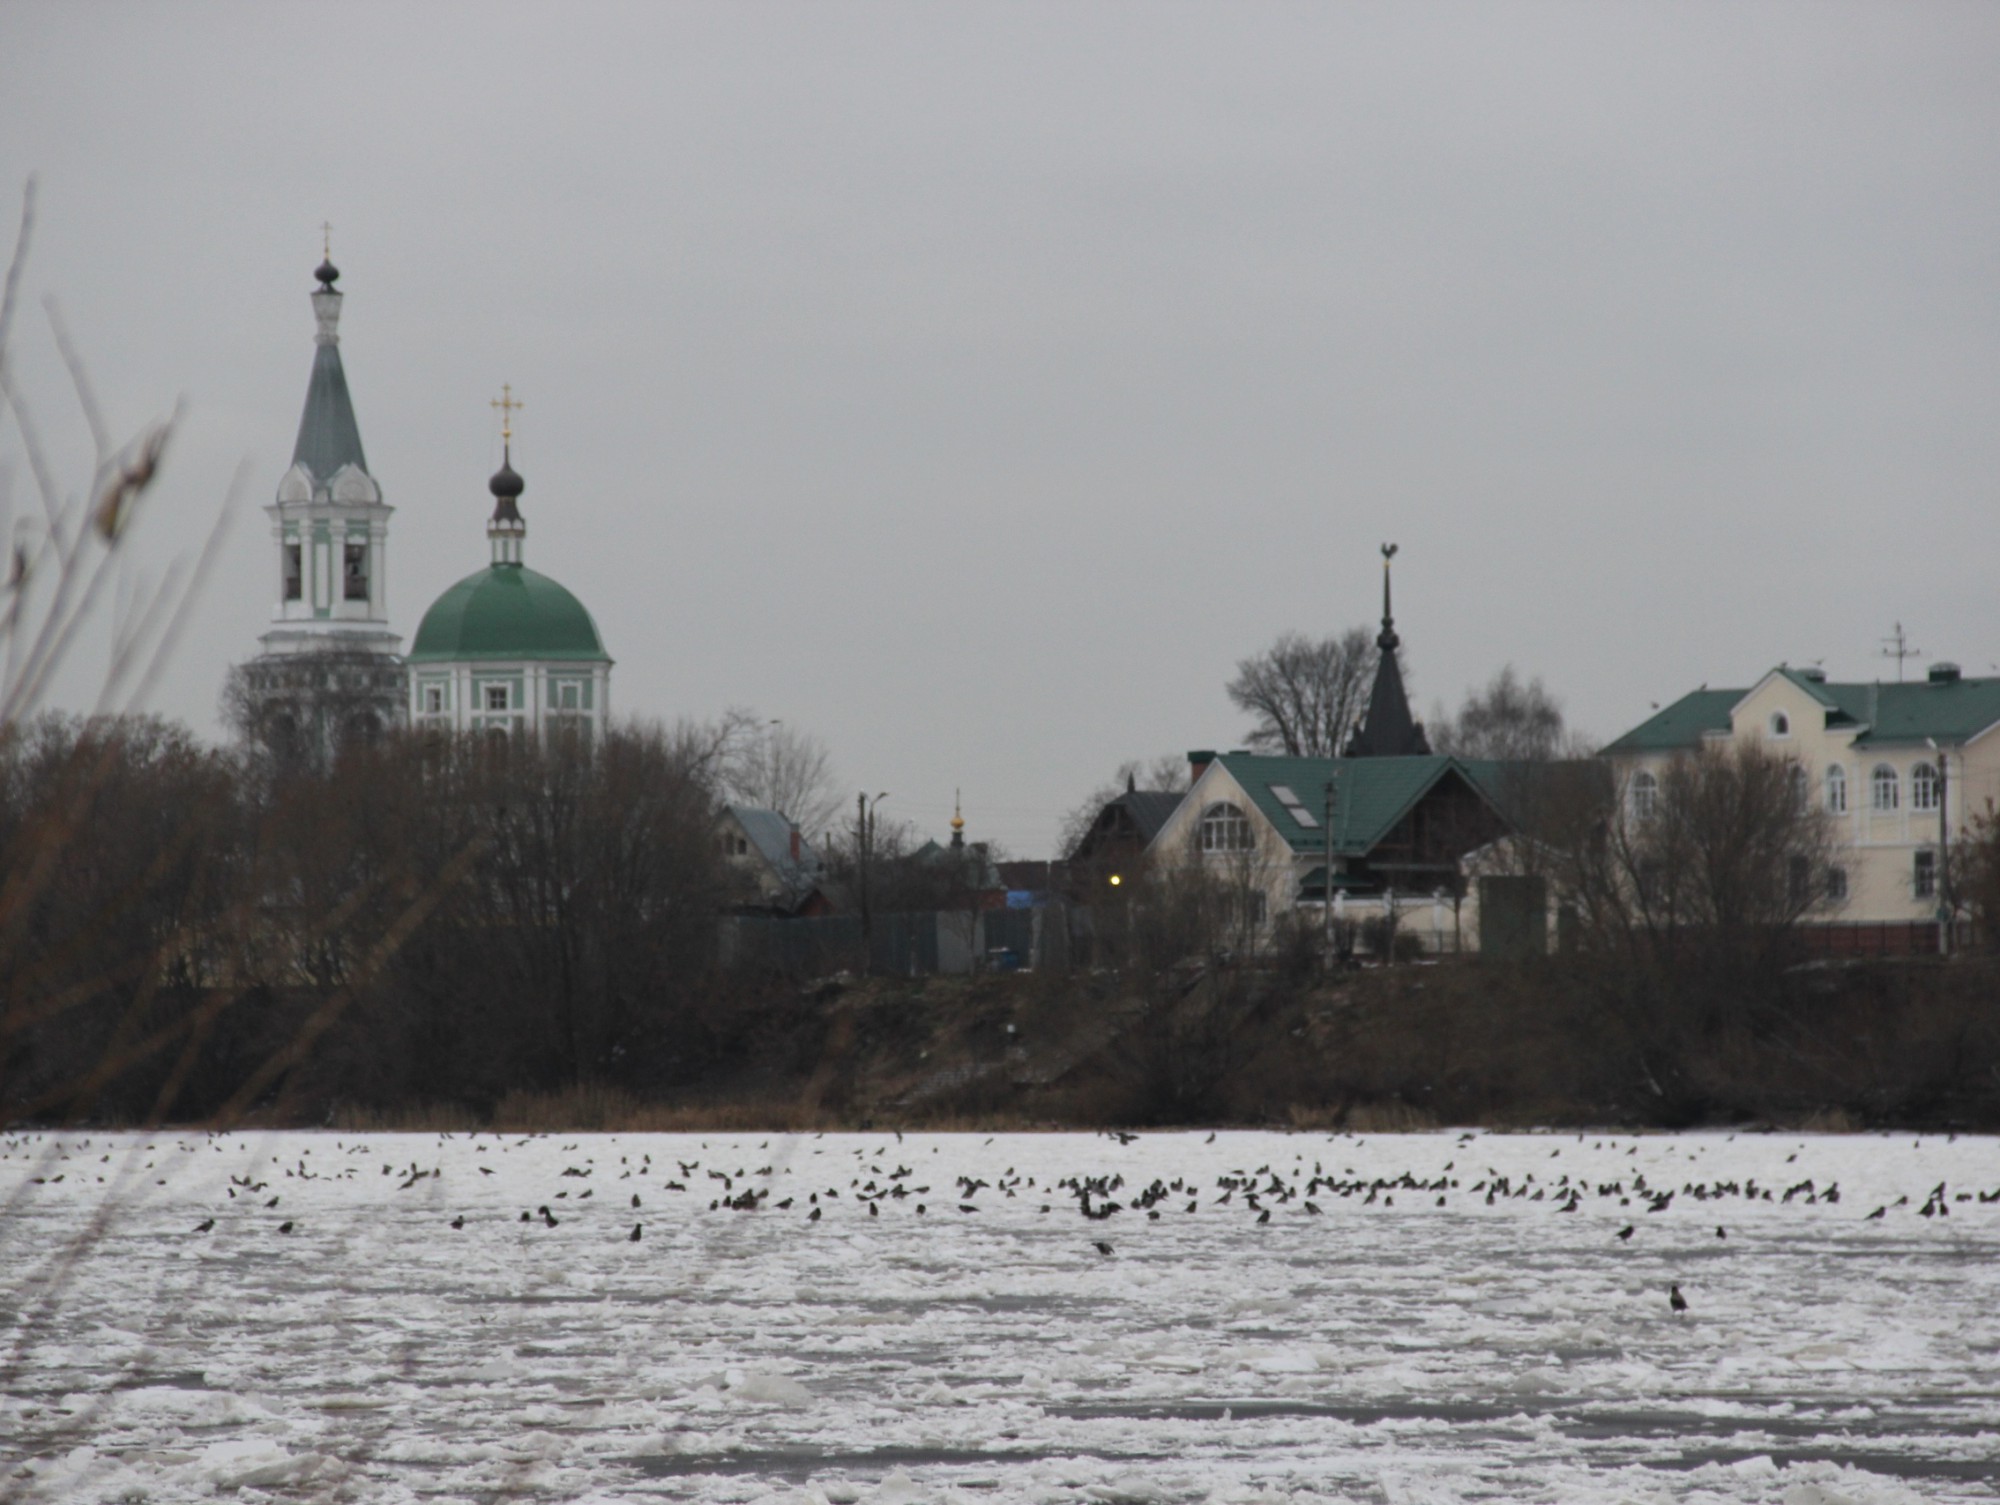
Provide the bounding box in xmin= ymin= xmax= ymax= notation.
xmin=1346 ymin=546 xmax=1430 ymax=758
xmin=290 ymin=267 xmax=368 ymax=480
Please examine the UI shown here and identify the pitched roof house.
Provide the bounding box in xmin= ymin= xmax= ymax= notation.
xmin=719 ymin=805 xmax=830 ymax=917
xmin=1603 ymin=662 xmax=2000 ymax=946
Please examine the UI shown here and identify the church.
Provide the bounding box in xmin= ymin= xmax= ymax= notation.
xmin=231 ymin=253 xmax=612 ymax=756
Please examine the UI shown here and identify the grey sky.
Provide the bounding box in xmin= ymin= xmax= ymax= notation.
xmin=3 ymin=3 xmax=1995 ymax=856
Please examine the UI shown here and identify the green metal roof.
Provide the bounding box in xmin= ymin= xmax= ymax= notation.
xmin=1603 ymin=671 xmax=2000 ymax=754
xmin=1599 ymin=689 xmax=1740 ymax=754
xmin=292 ymin=321 xmax=368 ymax=481
xmin=407 ymin=564 xmax=609 ymax=663
xmin=1195 ymin=753 xmax=1507 ymax=856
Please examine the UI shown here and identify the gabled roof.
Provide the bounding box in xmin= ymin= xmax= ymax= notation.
xmin=1118 ymin=789 xmax=1184 ymax=843
xmin=1186 ymin=753 xmax=1505 ymax=856
xmin=725 ymin=805 xmax=823 ymax=885
xmin=1603 ymin=670 xmax=2000 ymax=753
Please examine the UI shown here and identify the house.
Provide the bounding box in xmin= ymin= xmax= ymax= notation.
xmin=1067 ymin=776 xmax=1186 ymax=895
xmin=718 ymin=805 xmax=831 ymax=917
xmin=1144 ymin=750 xmax=1513 ymax=948
xmin=1601 ymin=663 xmax=2000 ymax=950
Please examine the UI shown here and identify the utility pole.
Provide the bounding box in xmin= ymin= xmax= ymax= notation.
xmin=1323 ymin=771 xmax=1337 ymax=972
xmin=1930 ymin=742 xmax=1951 ymax=957
xmin=857 ymin=791 xmax=889 ymax=972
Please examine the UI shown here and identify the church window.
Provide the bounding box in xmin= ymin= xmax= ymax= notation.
xmin=1825 ymin=764 xmax=1846 ymax=813
xmin=560 ymin=682 xmax=580 ymax=710
xmin=423 ymin=685 xmax=444 ymax=715
xmin=1912 ymin=761 xmax=1940 ymax=812
xmin=485 ymin=684 xmax=509 ymax=712
xmin=1871 ymin=764 xmax=1899 ymax=811
xmin=1198 ymin=801 xmax=1253 ymax=853
xmin=343 ymin=542 xmax=369 ymax=601
xmin=1914 ymin=848 xmax=1937 ymax=899
xmin=283 ymin=543 xmax=302 ymax=601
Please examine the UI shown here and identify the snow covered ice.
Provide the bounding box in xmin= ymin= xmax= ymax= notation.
xmin=3 ymin=1129 xmax=1997 ymax=1503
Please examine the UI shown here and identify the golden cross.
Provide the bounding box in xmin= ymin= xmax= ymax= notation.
xmin=491 ymin=384 xmax=523 ymax=443
xmin=321 ymin=221 xmax=332 ymax=259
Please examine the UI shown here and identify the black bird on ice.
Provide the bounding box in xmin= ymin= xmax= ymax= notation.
xmin=1669 ymin=1283 xmax=1688 ymax=1314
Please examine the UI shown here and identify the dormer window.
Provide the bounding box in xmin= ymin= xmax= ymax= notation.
xmin=1769 ymin=711 xmax=1790 ymax=737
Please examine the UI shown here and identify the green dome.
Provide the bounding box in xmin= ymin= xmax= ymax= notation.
xmin=407 ymin=564 xmax=609 ymax=663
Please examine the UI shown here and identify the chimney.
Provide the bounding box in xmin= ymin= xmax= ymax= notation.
xmin=1929 ymin=662 xmax=1962 ymax=685
xmin=789 ymin=826 xmax=801 ymax=861
xmin=1188 ymin=750 xmax=1216 ymax=784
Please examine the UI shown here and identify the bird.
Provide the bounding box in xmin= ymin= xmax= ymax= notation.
xmin=539 ymin=1206 xmax=558 ymax=1227
xmin=1867 ymin=1206 xmax=1886 ymax=1220
xmin=450 ymin=1215 xmax=465 ymax=1230
xmin=1093 ymin=1241 xmax=1113 ymax=1256
xmin=631 ymin=1194 xmax=641 ymax=1208
xmin=1256 ymin=1209 xmax=1271 ymax=1224
xmin=194 ymin=1218 xmax=214 ymax=1233
xmin=869 ymin=1202 xmax=879 ymax=1217
xmin=628 ymin=1223 xmax=642 ymax=1242
xmin=265 ymin=1195 xmax=280 ymax=1208
xmin=519 ymin=1210 xmax=531 ymax=1222
xmin=1616 ymin=1225 xmax=1635 ymax=1241
xmin=808 ymin=1206 xmax=822 ymax=1222
xmin=1715 ymin=1226 xmax=1726 ymax=1239
xmin=1669 ymin=1284 xmax=1687 ymax=1314
xmin=278 ymin=1221 xmax=294 ymax=1235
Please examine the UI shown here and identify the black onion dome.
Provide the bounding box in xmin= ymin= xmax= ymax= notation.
xmin=490 ymin=455 xmax=525 ymax=500
xmin=489 ymin=450 xmax=525 ymax=523
xmin=315 ymin=258 xmax=340 ymax=289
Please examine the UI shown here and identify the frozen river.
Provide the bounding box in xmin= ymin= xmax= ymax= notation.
xmin=3 ymin=1128 xmax=1997 ymax=1504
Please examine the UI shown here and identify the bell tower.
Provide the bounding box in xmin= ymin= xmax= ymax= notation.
xmin=225 ymin=241 xmax=407 ymax=768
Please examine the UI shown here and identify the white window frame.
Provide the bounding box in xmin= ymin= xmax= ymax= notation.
xmin=1914 ymin=848 xmax=1937 ymax=899
xmin=1787 ymin=765 xmax=1809 ymax=812
xmin=1769 ymin=711 xmax=1791 ymax=737
xmin=423 ymin=684 xmax=444 ymax=715
xmin=1198 ymin=801 xmax=1254 ymax=854
xmin=485 ymin=684 xmax=510 ymax=713
xmin=1825 ymin=764 xmax=1846 ymax=813
xmin=1911 ymin=761 xmax=1940 ymax=812
xmin=1871 ymin=764 xmax=1899 ymax=812
xmin=1630 ymin=770 xmax=1658 ymax=821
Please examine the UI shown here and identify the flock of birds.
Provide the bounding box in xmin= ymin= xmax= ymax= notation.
xmin=11 ymin=1127 xmax=2000 ymax=1317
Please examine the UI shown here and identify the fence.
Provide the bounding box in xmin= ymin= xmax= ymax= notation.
xmin=719 ymin=904 xmax=1071 ymax=977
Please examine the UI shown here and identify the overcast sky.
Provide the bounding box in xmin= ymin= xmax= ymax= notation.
xmin=3 ymin=3 xmax=1996 ymax=855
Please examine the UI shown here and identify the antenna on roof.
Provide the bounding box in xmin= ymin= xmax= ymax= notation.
xmin=1881 ymin=622 xmax=1924 ymax=682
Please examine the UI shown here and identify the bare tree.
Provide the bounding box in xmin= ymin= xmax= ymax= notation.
xmin=1432 ymin=666 xmax=1584 ymax=762
xmin=1226 ymin=628 xmax=1376 ymax=757
xmin=1534 ymin=742 xmax=1839 ymax=981
xmin=716 ymin=710 xmax=842 ymax=838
